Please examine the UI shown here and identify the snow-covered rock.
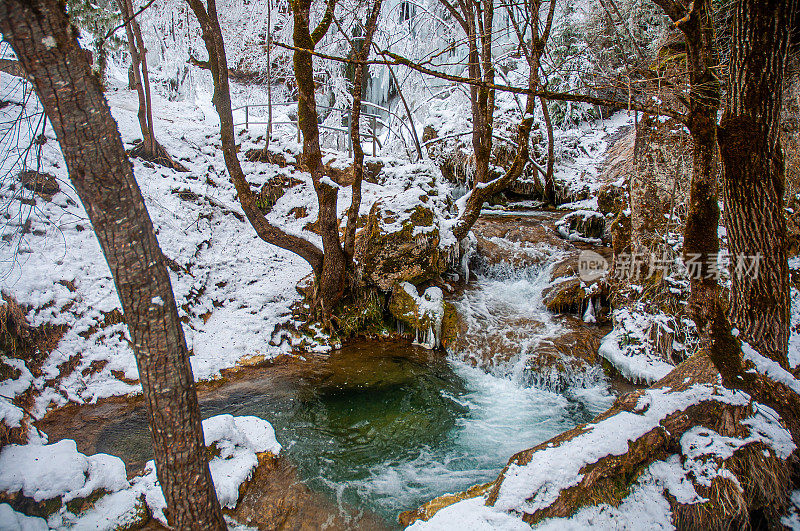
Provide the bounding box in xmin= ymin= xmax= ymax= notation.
xmin=0 ymin=440 xmax=128 ymax=505
xmin=202 ymin=414 xmax=282 ymax=509
xmin=389 ymin=283 xmax=446 ymax=349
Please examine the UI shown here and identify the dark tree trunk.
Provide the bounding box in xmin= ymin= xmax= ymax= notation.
xmin=449 ymin=0 xmax=555 ymax=240
xmin=689 ymin=0 xmax=800 ymax=447
xmin=188 ymin=0 xmax=348 ymax=314
xmin=117 ymin=0 xmax=183 ymax=170
xmin=540 ymin=95 xmax=555 ymax=204
xmin=289 ymin=0 xmax=348 ymax=312
xmin=0 ymin=1 xmax=225 ymax=528
xmin=344 ymin=0 xmax=383 ymax=259
xmin=718 ymin=0 xmax=795 ymax=367
xmin=187 ymin=0 xmax=324 ymax=272
xmin=117 ymin=0 xmax=151 ymax=148
xmin=652 ymin=0 xmax=722 ymax=348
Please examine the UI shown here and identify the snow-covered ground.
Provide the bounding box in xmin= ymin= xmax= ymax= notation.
xmin=0 ymin=70 xmax=462 ymax=423
xmin=1 ymin=73 xmax=314 ymax=415
xmin=0 ymin=414 xmax=280 ymax=529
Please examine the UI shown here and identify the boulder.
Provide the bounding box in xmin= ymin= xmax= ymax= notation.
xmin=354 ymin=202 xmax=453 ymax=292
xmin=18 ymin=171 xmax=59 ymax=201
xmin=542 ymin=251 xmax=609 ymax=318
xmin=555 ymin=210 xmax=606 ymax=242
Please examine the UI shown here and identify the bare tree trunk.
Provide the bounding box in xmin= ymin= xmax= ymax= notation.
xmin=117 ymin=0 xmax=151 ymax=148
xmin=187 ymin=0 xmax=325 ymax=275
xmin=386 ymin=62 xmax=424 ymax=160
xmin=448 ymin=0 xmax=556 ymax=240
xmin=653 ymin=0 xmax=722 ymax=347
xmin=539 ymin=95 xmax=555 ymax=203
xmin=718 ymin=0 xmax=795 ymax=367
xmin=0 ymin=1 xmax=225 ymax=527
xmin=124 ymin=0 xmax=156 ymax=154
xmin=188 ymin=0 xmax=348 ymax=314
xmin=289 ymin=0 xmax=348 ymax=312
xmin=261 ymin=0 xmax=274 ymax=156
xmin=117 ymin=0 xmax=183 ymax=169
xmin=344 ymin=0 xmax=383 ymax=259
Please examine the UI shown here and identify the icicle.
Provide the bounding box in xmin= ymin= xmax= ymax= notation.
xmin=583 ymin=299 xmax=596 ymax=323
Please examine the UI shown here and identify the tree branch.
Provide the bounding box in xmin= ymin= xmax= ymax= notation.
xmin=273 ymin=42 xmax=684 ymax=119
xmin=311 ymin=0 xmax=337 ymax=45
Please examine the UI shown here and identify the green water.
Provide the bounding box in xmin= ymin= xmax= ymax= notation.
xmin=94 ymin=342 xmax=607 ymax=526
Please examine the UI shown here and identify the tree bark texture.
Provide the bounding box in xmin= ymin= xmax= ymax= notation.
xmin=290 ymin=0 xmax=348 ymax=312
xmin=344 ymin=0 xmax=383 ymax=259
xmin=652 ymin=0 xmax=722 ymax=346
xmin=718 ymin=0 xmax=796 ymax=367
xmin=0 ymin=1 xmax=226 ymax=528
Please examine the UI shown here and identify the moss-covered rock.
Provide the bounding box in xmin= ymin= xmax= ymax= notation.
xmin=597 ymin=179 xmax=627 ymax=217
xmin=440 ymin=302 xmax=462 ymax=351
xmin=542 ymin=252 xmax=609 ymax=318
xmin=354 ymin=202 xmax=453 ymax=292
xmin=0 ymin=490 xmax=63 ymax=519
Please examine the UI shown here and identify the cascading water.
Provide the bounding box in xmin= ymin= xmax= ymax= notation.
xmin=76 ymin=212 xmax=615 ymax=529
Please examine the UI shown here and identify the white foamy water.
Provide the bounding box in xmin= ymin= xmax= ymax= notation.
xmin=347 ymin=359 xmax=606 ymax=522
xmin=342 ymin=253 xmax=615 ymax=525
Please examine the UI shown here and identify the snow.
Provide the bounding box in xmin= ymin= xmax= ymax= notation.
xmin=202 ymin=414 xmax=282 ymax=508
xmin=533 ymin=465 xmax=676 ymax=529
xmin=0 ymin=439 xmax=128 ymax=503
xmin=742 ymin=341 xmax=800 ymax=395
xmin=679 ymin=404 xmax=795 ymax=488
xmin=582 ymin=299 xmax=596 ymax=323
xmin=554 ymin=210 xmax=604 ymax=244
xmin=406 ymin=496 xmax=530 ymax=531
xmin=597 ymin=306 xmax=693 ymax=385
xmin=0 ymin=74 xmax=313 ymax=415
xmin=783 ymin=490 xmax=800 ymax=529
xmin=400 ymin=282 xmax=446 ymax=350
xmin=598 ymin=327 xmax=674 ymax=384
xmin=0 ymin=504 xmax=48 ymax=531
xmin=64 ymin=488 xmax=148 ymax=531
xmin=493 ymin=383 xmax=747 ymax=514
xmin=410 ymin=382 xmax=752 ymax=529
xmin=0 ymin=415 xmax=281 ymax=527
xmin=790 ymin=287 xmax=800 ymax=368
xmin=0 ymin=358 xmax=33 ymax=427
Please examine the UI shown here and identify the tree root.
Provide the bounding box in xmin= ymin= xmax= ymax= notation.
xmin=129 ymin=140 xmax=188 ymax=172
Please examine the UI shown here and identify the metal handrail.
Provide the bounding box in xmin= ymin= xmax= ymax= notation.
xmin=232 ymin=102 xmax=391 ymax=157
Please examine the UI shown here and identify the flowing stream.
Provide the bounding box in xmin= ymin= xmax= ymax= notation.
xmin=40 ymin=211 xmax=616 ymax=529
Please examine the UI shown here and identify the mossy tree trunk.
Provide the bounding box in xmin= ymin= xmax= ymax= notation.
xmin=660 ymin=0 xmax=800 ymax=445
xmin=188 ymin=0 xmax=357 ymax=315
xmin=343 ymin=0 xmax=383 ymax=258
xmin=0 ymin=1 xmax=225 ymax=527
xmin=652 ymin=0 xmax=722 ymax=345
